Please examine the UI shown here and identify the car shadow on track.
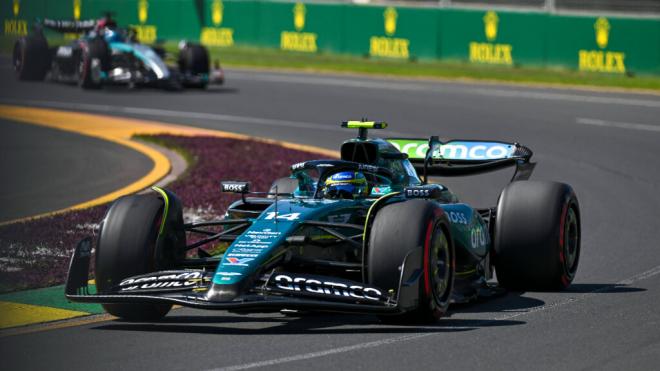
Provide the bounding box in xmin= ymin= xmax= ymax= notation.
xmin=87 ymin=85 xmax=240 ymax=95
xmin=449 ymin=290 xmax=545 ymax=314
xmin=564 ymin=283 xmax=646 ymax=294
xmin=451 ymin=283 xmax=645 ymax=315
xmin=91 ymin=310 xmax=525 ymax=336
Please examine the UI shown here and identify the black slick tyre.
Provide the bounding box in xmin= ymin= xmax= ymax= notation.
xmin=79 ymin=37 xmax=109 ymax=89
xmin=368 ymin=199 xmax=454 ymax=323
xmin=13 ymin=34 xmax=50 ymax=81
xmin=178 ymin=43 xmax=210 ymax=88
xmin=95 ymin=194 xmax=172 ymax=321
xmin=494 ymin=181 xmax=580 ymax=291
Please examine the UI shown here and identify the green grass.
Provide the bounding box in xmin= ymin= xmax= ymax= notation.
xmin=200 ymin=45 xmax=660 ymax=92
xmin=133 ymin=134 xmax=197 ymax=179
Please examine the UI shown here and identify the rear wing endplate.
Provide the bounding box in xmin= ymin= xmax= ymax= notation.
xmin=387 ymin=137 xmax=535 ymax=182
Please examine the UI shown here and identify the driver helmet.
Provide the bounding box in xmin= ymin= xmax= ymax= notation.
xmin=324 ymin=171 xmax=368 ymax=199
xmin=103 ymin=28 xmax=123 ymax=43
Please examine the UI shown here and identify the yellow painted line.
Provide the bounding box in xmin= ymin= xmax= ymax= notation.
xmin=0 ymin=313 xmax=114 ymax=338
xmin=0 ymin=104 xmax=338 ymax=226
xmin=0 ymin=301 xmax=89 ymax=329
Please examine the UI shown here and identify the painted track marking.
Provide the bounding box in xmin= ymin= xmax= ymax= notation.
xmin=210 ymin=264 xmax=660 ymax=371
xmin=576 ymin=117 xmax=660 ymax=133
xmin=0 ymin=104 xmax=337 ymax=225
xmin=0 ymin=302 xmax=88 ymax=329
xmin=0 ymin=98 xmax=414 ymax=137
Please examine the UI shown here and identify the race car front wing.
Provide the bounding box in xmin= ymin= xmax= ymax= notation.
xmin=65 ymin=238 xmax=424 ymax=315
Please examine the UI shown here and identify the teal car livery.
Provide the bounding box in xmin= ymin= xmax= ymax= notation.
xmin=66 ymin=121 xmax=581 ymax=323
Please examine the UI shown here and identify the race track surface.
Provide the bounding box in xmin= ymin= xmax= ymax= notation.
xmin=2 ymin=59 xmax=660 ymax=370
xmin=0 ymin=118 xmax=152 ymax=223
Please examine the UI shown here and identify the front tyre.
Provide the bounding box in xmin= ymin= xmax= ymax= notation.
xmin=79 ymin=37 xmax=109 ymax=89
xmin=494 ymin=181 xmax=581 ymax=291
xmin=13 ymin=34 xmax=49 ymax=81
xmin=95 ymin=194 xmax=173 ymax=321
xmin=368 ymin=200 xmax=454 ymax=323
xmin=178 ymin=42 xmax=210 ymax=89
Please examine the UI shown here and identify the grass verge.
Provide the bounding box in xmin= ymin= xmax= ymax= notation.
xmin=0 ymin=134 xmax=321 ymax=293
xmin=202 ymin=45 xmax=660 ymax=92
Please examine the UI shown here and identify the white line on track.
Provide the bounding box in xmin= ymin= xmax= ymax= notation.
xmin=576 ymin=117 xmax=660 ymax=133
xmin=228 ymin=71 xmax=660 ymax=109
xmin=214 ymin=333 xmax=435 ymax=371
xmin=210 ymin=264 xmax=660 ymax=371
xmin=0 ymin=98 xmax=413 ymax=137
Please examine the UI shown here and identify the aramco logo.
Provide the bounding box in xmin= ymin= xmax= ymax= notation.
xmin=384 ymin=7 xmax=397 ymax=37
xmin=138 ymin=0 xmax=148 ymax=24
xmin=212 ymin=0 xmax=223 ymax=26
xmin=293 ymin=3 xmax=305 ymax=32
xmin=594 ymin=17 xmax=610 ymax=49
xmin=483 ymin=11 xmax=498 ymax=41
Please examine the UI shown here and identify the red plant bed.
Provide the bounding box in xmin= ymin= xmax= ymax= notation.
xmin=0 ymin=135 xmax=325 ymax=293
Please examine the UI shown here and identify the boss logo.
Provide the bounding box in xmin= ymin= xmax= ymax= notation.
xmin=406 ymin=189 xmax=430 ymax=197
xmin=404 ymin=185 xmax=442 ymax=199
xmin=447 ymin=211 xmax=469 ymax=225
xmin=221 ymin=182 xmax=249 ymax=193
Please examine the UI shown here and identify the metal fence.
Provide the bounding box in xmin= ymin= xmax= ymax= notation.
xmin=313 ymin=0 xmax=660 ymax=15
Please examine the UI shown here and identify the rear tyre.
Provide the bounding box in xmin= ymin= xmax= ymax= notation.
xmin=268 ymin=177 xmax=298 ymax=198
xmin=79 ymin=37 xmax=109 ymax=89
xmin=178 ymin=42 xmax=210 ymax=89
xmin=494 ymin=181 xmax=581 ymax=291
xmin=368 ymin=200 xmax=454 ymax=323
xmin=95 ymin=194 xmax=173 ymax=321
xmin=13 ymin=34 xmax=50 ymax=80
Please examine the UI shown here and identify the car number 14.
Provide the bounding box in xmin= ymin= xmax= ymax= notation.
xmin=264 ymin=212 xmax=301 ymax=221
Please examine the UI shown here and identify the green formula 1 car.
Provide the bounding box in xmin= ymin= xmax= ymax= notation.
xmin=66 ymin=121 xmax=580 ymax=323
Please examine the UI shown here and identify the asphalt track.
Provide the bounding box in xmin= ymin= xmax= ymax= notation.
xmin=0 ymin=118 xmax=152 ymax=222
xmin=2 ymin=59 xmax=660 ymax=370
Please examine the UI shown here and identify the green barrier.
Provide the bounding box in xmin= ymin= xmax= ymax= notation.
xmin=2 ymin=0 xmax=659 ymax=75
xmin=199 ymin=0 xmax=259 ymax=47
xmin=343 ymin=5 xmax=439 ymax=60
xmin=439 ymin=9 xmax=546 ymax=67
xmin=3 ymin=0 xmax=45 ymax=38
xmin=255 ymin=2 xmax=344 ymax=53
xmin=547 ymin=15 xmax=660 ymax=75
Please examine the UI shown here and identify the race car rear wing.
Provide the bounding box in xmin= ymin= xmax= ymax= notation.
xmin=41 ymin=18 xmax=97 ymax=33
xmin=387 ymin=137 xmax=535 ymax=182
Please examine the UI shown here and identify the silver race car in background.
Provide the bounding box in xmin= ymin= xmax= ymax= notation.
xmin=13 ymin=15 xmax=224 ymax=90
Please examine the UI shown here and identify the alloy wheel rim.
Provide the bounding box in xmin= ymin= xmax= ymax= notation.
xmin=430 ymin=228 xmax=451 ymax=304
